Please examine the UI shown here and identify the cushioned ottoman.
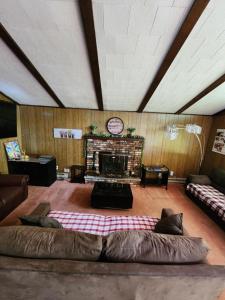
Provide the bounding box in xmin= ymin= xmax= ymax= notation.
xmin=91 ymin=182 xmax=133 ymax=209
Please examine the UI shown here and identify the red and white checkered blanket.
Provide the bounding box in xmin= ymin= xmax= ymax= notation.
xmin=47 ymin=210 xmax=159 ymax=236
xmin=186 ymin=183 xmax=225 ymax=221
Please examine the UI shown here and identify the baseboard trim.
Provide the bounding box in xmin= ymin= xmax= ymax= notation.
xmin=168 ymin=177 xmax=186 ymax=183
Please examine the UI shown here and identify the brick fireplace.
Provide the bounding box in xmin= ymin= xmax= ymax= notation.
xmin=84 ymin=136 xmax=144 ymax=183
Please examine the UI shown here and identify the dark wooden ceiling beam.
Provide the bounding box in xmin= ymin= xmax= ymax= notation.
xmin=214 ymin=108 xmax=225 ymax=116
xmin=0 ymin=23 xmax=65 ymax=108
xmin=137 ymin=0 xmax=210 ymax=113
xmin=0 ymin=91 xmax=19 ymax=105
xmin=176 ymin=73 xmax=225 ymax=114
xmin=78 ymin=0 xmax=104 ymax=111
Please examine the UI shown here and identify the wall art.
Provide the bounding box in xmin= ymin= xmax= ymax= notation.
xmin=212 ymin=129 xmax=225 ymax=155
xmin=53 ymin=128 xmax=82 ymax=139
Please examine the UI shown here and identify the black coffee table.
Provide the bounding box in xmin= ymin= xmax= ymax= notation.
xmin=91 ymin=182 xmax=133 ymax=209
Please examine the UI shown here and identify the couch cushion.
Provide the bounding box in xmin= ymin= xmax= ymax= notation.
xmin=154 ymin=213 xmax=183 ymax=235
xmin=189 ymin=175 xmax=211 ymax=185
xmin=103 ymin=231 xmax=208 ymax=264
xmin=20 ymin=215 xmax=63 ymax=228
xmin=0 ymin=226 xmax=102 ymax=261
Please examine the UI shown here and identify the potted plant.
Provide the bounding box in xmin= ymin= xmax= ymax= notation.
xmin=89 ymin=124 xmax=97 ymax=135
xmin=127 ymin=127 xmax=136 ymax=137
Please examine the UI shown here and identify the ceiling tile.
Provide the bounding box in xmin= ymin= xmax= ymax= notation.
xmin=93 ymin=0 xmax=194 ymax=111
xmin=103 ymin=4 xmax=130 ymax=35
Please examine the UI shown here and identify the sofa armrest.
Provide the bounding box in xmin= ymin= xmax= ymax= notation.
xmin=29 ymin=202 xmax=51 ymax=216
xmin=0 ymin=174 xmax=29 ymax=187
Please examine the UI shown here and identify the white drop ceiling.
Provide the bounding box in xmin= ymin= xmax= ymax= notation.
xmin=0 ymin=39 xmax=57 ymax=106
xmin=183 ymin=82 xmax=225 ymax=115
xmin=144 ymin=0 xmax=225 ymax=114
xmin=0 ymin=0 xmax=225 ymax=115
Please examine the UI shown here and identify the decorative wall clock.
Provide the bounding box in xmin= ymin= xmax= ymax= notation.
xmin=106 ymin=117 xmax=124 ymax=135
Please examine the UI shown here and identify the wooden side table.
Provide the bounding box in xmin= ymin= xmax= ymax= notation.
xmin=141 ymin=165 xmax=169 ymax=189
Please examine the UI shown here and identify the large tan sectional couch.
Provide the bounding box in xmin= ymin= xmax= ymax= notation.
xmin=0 ymin=204 xmax=224 ymax=300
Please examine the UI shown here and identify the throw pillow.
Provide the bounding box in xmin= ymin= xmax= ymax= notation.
xmin=103 ymin=231 xmax=208 ymax=264
xmin=20 ymin=215 xmax=63 ymax=228
xmin=189 ymin=175 xmax=211 ymax=185
xmin=160 ymin=208 xmax=174 ymax=219
xmin=154 ymin=213 xmax=183 ymax=235
xmin=0 ymin=226 xmax=102 ymax=261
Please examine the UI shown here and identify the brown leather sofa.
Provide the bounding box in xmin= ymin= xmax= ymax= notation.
xmin=0 ymin=174 xmax=29 ymax=221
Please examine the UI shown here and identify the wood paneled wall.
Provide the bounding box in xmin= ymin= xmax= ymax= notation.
xmin=18 ymin=106 xmax=212 ymax=178
xmin=201 ymin=113 xmax=225 ymax=174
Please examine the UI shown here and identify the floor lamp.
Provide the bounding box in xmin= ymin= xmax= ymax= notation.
xmin=166 ymin=124 xmax=205 ymax=168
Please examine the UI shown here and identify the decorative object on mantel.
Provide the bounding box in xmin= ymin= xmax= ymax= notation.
xmin=166 ymin=123 xmax=205 ymax=167
xmin=53 ymin=128 xmax=82 ymax=139
xmin=83 ymin=120 xmax=144 ymax=140
xmin=127 ymin=127 xmax=136 ymax=137
xmin=106 ymin=117 xmax=124 ymax=135
xmin=83 ymin=134 xmax=144 ymax=140
xmin=89 ymin=124 xmax=98 ymax=135
xmin=212 ymin=129 xmax=225 ymax=155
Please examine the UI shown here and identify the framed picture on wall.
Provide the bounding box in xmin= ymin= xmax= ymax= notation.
xmin=212 ymin=129 xmax=225 ymax=155
xmin=53 ymin=128 xmax=82 ymax=139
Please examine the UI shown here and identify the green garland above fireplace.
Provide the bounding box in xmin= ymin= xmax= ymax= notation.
xmin=83 ymin=134 xmax=144 ymax=140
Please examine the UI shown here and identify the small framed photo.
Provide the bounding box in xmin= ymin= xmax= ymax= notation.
xmin=212 ymin=129 xmax=225 ymax=155
xmin=53 ymin=128 xmax=82 ymax=139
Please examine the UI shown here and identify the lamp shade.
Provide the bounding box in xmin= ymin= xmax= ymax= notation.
xmin=166 ymin=123 xmax=204 ymax=169
xmin=166 ymin=124 xmax=179 ymax=140
xmin=185 ymin=124 xmax=202 ymax=134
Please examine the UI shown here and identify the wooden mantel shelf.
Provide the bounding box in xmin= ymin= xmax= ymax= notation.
xmin=83 ymin=135 xmax=144 ymax=141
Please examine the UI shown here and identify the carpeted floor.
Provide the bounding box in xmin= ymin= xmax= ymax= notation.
xmin=1 ymin=180 xmax=225 ymax=265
